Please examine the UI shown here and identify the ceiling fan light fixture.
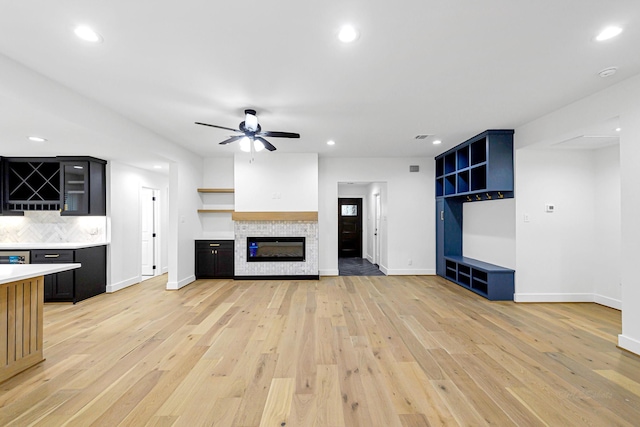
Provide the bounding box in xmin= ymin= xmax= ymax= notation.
xmin=239 ymin=136 xmax=251 ymax=152
xmin=245 ymin=109 xmax=258 ymax=132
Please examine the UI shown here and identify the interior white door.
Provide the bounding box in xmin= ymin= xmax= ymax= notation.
xmin=141 ymin=187 xmax=155 ymax=276
xmin=374 ymin=193 xmax=381 ymax=265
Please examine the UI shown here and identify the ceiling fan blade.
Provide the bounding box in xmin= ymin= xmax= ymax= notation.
xmin=257 ymin=130 xmax=300 ymax=138
xmin=219 ymin=135 xmax=244 ymax=145
xmin=256 ymin=137 xmax=277 ymax=151
xmin=195 ymin=122 xmax=242 ymax=133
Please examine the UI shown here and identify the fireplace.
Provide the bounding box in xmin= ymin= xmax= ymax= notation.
xmin=247 ymin=237 xmax=305 ymax=262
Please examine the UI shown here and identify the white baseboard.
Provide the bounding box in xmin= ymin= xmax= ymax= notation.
xmin=166 ymin=274 xmax=195 ymax=290
xmin=514 ymin=293 xmax=594 ymax=303
xmin=594 ymin=294 xmax=622 ymax=310
xmin=106 ymin=276 xmax=140 ymax=293
xmin=320 ymin=269 xmax=339 ymax=276
xmin=384 ymin=268 xmax=435 ymax=275
xmin=618 ymin=334 xmax=640 ymax=356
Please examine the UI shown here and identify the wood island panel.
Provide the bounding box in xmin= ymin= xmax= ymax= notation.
xmin=1 ymin=275 xmax=44 ymax=383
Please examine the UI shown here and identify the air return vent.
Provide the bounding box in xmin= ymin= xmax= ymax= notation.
xmin=414 ymin=134 xmax=432 ymax=139
xmin=409 ymin=165 xmax=419 ymax=172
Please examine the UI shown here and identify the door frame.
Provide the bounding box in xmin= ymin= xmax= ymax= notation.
xmin=141 ymin=187 xmax=161 ymax=278
xmin=338 ymin=197 xmax=364 ymax=258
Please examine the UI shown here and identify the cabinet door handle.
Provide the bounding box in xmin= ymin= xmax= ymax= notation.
xmin=44 ymin=254 xmax=60 ymax=258
xmin=440 ymin=211 xmax=444 ymax=221
xmin=209 ymin=243 xmax=220 ymax=247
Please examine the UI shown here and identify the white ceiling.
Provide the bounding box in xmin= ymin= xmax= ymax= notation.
xmin=0 ymin=0 xmax=638 ymax=170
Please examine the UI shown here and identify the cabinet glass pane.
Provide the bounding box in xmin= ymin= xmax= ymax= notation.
xmin=341 ymin=205 xmax=357 ymax=216
xmin=63 ymin=162 xmax=87 ymax=213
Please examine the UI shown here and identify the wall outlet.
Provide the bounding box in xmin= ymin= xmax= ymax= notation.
xmin=545 ymin=204 xmax=555 ymax=213
xmin=524 ymin=214 xmax=530 ymax=222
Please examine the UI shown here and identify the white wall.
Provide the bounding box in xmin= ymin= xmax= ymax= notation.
xmin=107 ymin=161 xmax=170 ymax=292
xmin=594 ymin=144 xmax=621 ymax=308
xmin=200 ymin=157 xmax=235 ymax=239
xmin=515 ymin=72 xmax=640 ymax=355
xmin=167 ymin=159 xmax=203 ymax=290
xmin=319 ymin=158 xmax=431 ymax=276
xmin=463 ymin=199 xmax=515 ymax=269
xmin=514 ymin=149 xmax=596 ymax=302
xmin=234 ymin=153 xmax=318 ymax=212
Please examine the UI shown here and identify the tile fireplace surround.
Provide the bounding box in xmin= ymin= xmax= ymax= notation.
xmin=234 ymin=220 xmax=318 ymax=278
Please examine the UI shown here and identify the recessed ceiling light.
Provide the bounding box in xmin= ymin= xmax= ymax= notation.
xmin=27 ymin=136 xmax=47 ymax=142
xmin=74 ymin=25 xmax=103 ymax=43
xmin=153 ymin=165 xmax=163 ymax=169
xmin=598 ymin=67 xmax=618 ymax=78
xmin=616 ymin=127 xmax=621 ymax=132
xmin=433 ymin=140 xmax=442 ymax=145
xmin=596 ymin=26 xmax=623 ymax=41
xmin=338 ymin=25 xmax=359 ymax=43
xmin=327 ymin=140 xmax=336 ymax=146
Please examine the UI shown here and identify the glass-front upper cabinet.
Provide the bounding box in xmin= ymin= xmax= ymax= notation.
xmin=59 ymin=157 xmax=106 ymax=216
xmin=61 ymin=161 xmax=89 ymax=215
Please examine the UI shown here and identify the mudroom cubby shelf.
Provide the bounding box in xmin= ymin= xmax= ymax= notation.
xmin=444 ymin=256 xmax=514 ymax=301
xmin=435 ymin=130 xmax=513 ymax=198
xmin=435 ymin=129 xmax=515 ymax=301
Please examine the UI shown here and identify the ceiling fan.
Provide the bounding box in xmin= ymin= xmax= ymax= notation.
xmin=195 ymin=109 xmax=300 ymax=152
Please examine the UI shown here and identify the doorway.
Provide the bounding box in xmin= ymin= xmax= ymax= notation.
xmin=141 ymin=187 xmax=160 ymax=278
xmin=338 ymin=197 xmax=363 ymax=258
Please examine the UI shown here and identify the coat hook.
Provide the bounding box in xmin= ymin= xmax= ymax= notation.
xmin=498 ymin=192 xmax=504 ymax=198
xmin=466 ymin=196 xmax=472 ymax=202
xmin=486 ymin=192 xmax=492 ymax=200
xmin=476 ymin=194 xmax=481 ymax=201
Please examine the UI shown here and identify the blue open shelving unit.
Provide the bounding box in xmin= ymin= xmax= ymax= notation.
xmin=435 ymin=130 xmax=515 ymax=301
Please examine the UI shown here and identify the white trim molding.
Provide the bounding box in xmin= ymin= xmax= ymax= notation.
xmin=618 ymin=334 xmax=640 ymax=356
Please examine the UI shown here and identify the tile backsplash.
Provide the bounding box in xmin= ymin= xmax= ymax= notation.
xmin=0 ymin=211 xmax=107 ymax=243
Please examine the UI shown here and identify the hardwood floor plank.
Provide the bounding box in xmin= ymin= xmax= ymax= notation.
xmin=259 ymin=377 xmax=295 ymax=427
xmin=1 ymin=274 xmax=639 ymax=426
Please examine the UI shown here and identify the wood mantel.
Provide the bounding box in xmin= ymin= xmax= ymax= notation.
xmin=232 ymin=211 xmax=318 ymax=221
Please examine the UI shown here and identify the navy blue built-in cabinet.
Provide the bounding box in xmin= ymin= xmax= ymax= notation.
xmin=435 ymin=130 xmax=515 ymax=301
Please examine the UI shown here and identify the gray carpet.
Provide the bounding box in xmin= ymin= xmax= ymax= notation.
xmin=338 ymin=257 xmax=385 ymax=276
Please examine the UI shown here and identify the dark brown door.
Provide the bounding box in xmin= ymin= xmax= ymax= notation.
xmin=338 ymin=198 xmax=363 ymax=258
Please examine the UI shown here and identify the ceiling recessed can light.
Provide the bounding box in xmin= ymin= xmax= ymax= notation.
xmin=433 ymin=140 xmax=442 ymax=145
xmin=616 ymin=127 xmax=622 ymax=132
xmin=338 ymin=25 xmax=359 ymax=43
xmin=27 ymin=136 xmax=47 ymax=142
xmin=327 ymin=140 xmax=336 ymax=146
xmin=598 ymin=67 xmax=618 ymax=78
xmin=74 ymin=25 xmax=103 ymax=43
xmin=596 ymin=26 xmax=623 ymax=41
xmin=153 ymin=165 xmax=163 ymax=169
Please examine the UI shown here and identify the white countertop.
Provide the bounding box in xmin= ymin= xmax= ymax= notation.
xmin=0 ymin=263 xmax=81 ymax=285
xmin=0 ymin=242 xmax=109 ymax=250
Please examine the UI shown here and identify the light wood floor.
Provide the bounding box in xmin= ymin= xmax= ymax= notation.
xmin=2 ymin=274 xmax=640 ymax=426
